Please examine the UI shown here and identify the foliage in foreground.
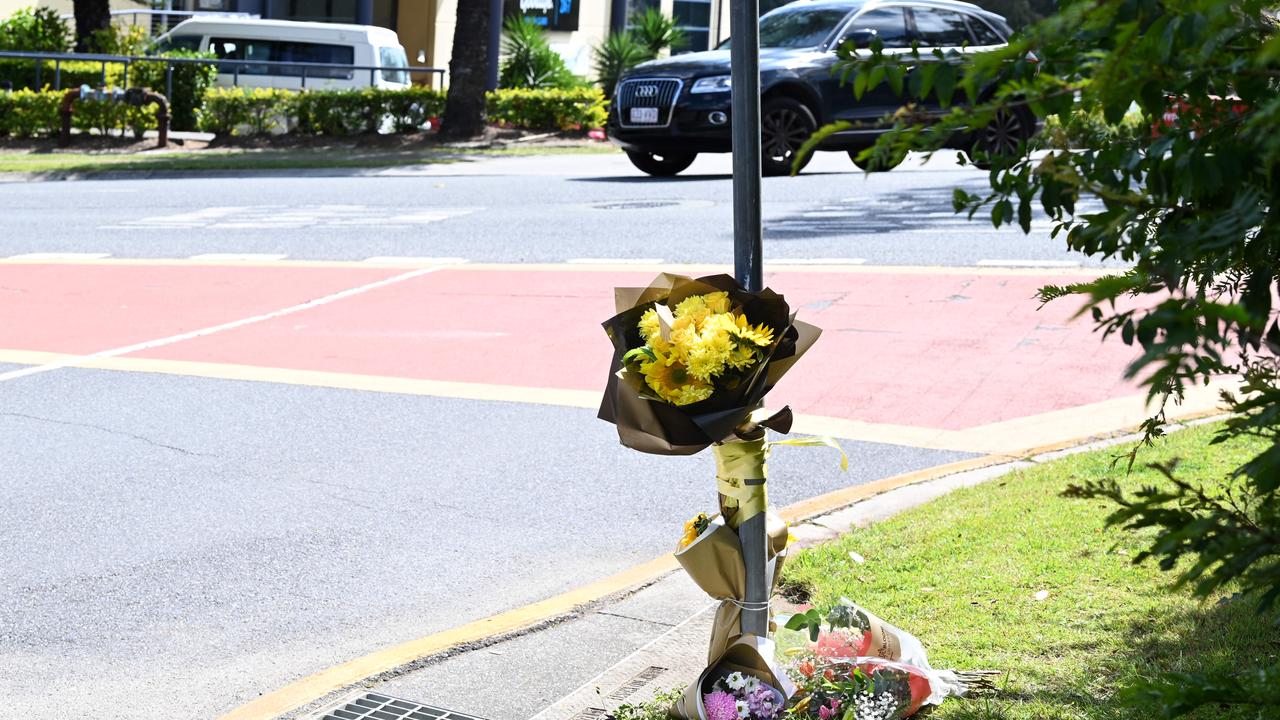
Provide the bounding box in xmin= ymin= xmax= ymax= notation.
xmin=814 ymin=0 xmax=1280 ymax=714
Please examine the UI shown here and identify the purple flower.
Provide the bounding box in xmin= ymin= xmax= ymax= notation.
xmin=745 ymin=684 xmax=780 ymax=720
xmin=704 ymin=690 xmax=738 ymax=720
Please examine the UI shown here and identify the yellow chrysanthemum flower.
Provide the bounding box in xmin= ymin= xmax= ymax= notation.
xmin=638 ymin=307 xmax=661 ymax=342
xmin=641 ymin=358 xmax=713 ymax=405
xmin=704 ymin=292 xmax=731 ymax=314
xmin=731 ymin=313 xmax=775 ymax=346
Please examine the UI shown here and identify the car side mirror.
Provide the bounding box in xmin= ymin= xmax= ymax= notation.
xmin=840 ymin=29 xmax=878 ymax=50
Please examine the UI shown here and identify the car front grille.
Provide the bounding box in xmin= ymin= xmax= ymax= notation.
xmin=615 ymin=78 xmax=683 ymax=128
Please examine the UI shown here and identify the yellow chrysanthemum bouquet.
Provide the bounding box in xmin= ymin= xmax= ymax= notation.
xmin=623 ymin=291 xmax=775 ymax=407
xmin=599 ymin=273 xmax=819 ymax=456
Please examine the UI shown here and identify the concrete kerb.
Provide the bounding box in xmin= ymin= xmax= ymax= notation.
xmin=270 ymin=414 xmax=1226 ymax=720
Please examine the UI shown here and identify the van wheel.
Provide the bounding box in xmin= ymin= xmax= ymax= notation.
xmin=626 ymin=150 xmax=697 ymax=177
xmin=762 ymin=97 xmax=817 ymax=176
xmin=849 ymin=150 xmax=903 ymax=172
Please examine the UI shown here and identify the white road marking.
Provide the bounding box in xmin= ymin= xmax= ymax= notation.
xmin=772 ymin=258 xmax=867 ymax=265
xmin=362 ymin=256 xmax=468 ymax=265
xmin=566 ymin=258 xmax=664 ymax=264
xmin=98 ymin=205 xmax=475 ymax=231
xmin=0 ymin=265 xmax=448 ymax=384
xmin=188 ymin=253 xmax=290 ymax=261
xmin=977 ymin=259 xmax=1082 ymax=268
xmin=9 ymin=252 xmax=111 ymax=260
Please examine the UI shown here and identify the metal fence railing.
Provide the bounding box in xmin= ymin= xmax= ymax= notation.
xmin=0 ymin=50 xmax=447 ymax=97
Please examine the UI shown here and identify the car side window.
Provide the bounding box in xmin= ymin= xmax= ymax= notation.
xmin=911 ymin=7 xmax=972 ymax=47
xmin=839 ymin=8 xmax=911 ymax=50
xmin=966 ymin=15 xmax=1005 ymax=45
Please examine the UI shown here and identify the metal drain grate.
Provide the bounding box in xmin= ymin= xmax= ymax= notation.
xmin=320 ymin=692 xmax=488 ymax=720
xmin=591 ymin=200 xmax=681 ymax=210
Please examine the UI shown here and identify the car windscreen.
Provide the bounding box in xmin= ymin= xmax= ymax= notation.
xmin=720 ymin=6 xmax=853 ymax=49
xmin=759 ymin=7 xmax=851 ymax=48
xmin=379 ymin=46 xmax=409 ymax=84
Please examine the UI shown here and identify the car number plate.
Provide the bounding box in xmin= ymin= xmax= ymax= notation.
xmin=630 ymin=107 xmax=660 ymax=124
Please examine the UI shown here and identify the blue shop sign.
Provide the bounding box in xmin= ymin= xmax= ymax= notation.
xmin=506 ymin=0 xmax=580 ymax=31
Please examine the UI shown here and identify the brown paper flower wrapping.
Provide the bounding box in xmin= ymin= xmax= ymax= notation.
xmin=675 ymin=509 xmax=791 ymax=664
xmin=672 ymin=636 xmax=797 ymax=720
xmin=598 ymin=273 xmax=821 ymax=455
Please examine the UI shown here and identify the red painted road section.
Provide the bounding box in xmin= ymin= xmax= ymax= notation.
xmin=0 ymin=263 xmax=1139 ymax=431
xmin=0 ymin=264 xmax=401 ymax=354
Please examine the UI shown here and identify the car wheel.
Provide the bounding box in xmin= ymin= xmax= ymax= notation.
xmin=849 ymin=150 xmax=904 ymax=172
xmin=761 ymin=97 xmax=817 ymax=176
xmin=625 ymin=150 xmax=697 ymax=177
xmin=969 ymin=107 xmax=1033 ymax=170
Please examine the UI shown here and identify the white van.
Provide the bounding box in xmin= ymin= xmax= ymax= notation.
xmin=153 ymin=17 xmax=410 ymax=90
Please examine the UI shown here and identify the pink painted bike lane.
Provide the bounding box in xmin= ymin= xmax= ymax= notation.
xmin=0 ymin=261 xmax=1140 ymax=435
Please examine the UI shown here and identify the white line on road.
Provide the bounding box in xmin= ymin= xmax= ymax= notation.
xmin=362 ymin=256 xmax=468 ymax=265
xmin=566 ymin=258 xmax=664 ymax=264
xmin=9 ymin=252 xmax=111 ymax=260
xmin=773 ymin=258 xmax=867 ymax=265
xmin=0 ymin=265 xmax=449 ymax=384
xmin=976 ymin=259 xmax=1082 ymax=268
xmin=189 ymin=253 xmax=290 ymax=261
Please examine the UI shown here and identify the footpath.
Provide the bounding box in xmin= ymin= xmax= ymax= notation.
xmin=262 ymin=412 xmax=1228 ymax=720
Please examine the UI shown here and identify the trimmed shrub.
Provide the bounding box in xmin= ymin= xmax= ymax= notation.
xmin=294 ymin=89 xmax=373 ymax=135
xmin=485 ymin=87 xmax=608 ymax=131
xmin=200 ymin=87 xmax=295 ymax=135
xmin=129 ymin=52 xmax=217 ymax=131
xmin=200 ymin=86 xmax=447 ymax=136
xmin=70 ymin=93 xmax=158 ymax=139
xmin=0 ymin=88 xmax=60 ymax=137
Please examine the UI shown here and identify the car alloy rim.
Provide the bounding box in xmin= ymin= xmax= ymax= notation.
xmin=763 ymin=108 xmax=811 ymax=163
xmin=983 ymin=109 xmax=1024 ymax=156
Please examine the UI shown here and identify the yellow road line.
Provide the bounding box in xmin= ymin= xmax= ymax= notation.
xmin=0 ymin=350 xmax=1232 ymax=455
xmin=216 ymin=555 xmax=681 ymax=720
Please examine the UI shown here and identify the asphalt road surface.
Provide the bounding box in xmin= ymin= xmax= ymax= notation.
xmin=0 ymin=150 xmax=1114 ymax=267
xmin=0 ymin=149 xmax=1136 ymax=719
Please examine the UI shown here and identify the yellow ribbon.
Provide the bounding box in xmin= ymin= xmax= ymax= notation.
xmin=714 ymin=437 xmax=768 ymax=527
xmin=712 ymin=434 xmax=849 ymax=528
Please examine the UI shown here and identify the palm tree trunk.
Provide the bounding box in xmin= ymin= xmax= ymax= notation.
xmin=440 ymin=1 xmax=491 ymax=139
xmin=73 ymin=0 xmax=111 ymax=53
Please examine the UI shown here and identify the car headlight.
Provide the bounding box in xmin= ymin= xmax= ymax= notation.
xmin=691 ymin=75 xmax=732 ymax=94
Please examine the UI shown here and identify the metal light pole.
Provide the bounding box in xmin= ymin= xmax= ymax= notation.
xmin=729 ymin=0 xmax=768 ymax=638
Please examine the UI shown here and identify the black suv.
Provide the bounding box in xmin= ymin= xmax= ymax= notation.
xmin=608 ymin=0 xmax=1031 ymax=176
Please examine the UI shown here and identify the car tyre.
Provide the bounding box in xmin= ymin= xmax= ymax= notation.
xmin=968 ymin=106 xmax=1034 ymax=170
xmin=849 ymin=150 xmax=904 ymax=172
xmin=761 ymin=96 xmax=817 ymax=176
xmin=626 ymin=150 xmax=697 ymax=177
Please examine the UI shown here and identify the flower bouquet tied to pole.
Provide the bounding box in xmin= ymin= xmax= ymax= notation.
xmin=598 ymin=273 xmax=820 ymax=457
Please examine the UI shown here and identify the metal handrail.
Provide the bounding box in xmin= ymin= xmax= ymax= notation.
xmin=0 ymin=50 xmax=446 ymax=95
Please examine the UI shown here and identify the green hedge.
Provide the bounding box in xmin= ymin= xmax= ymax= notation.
xmin=0 ymin=87 xmax=156 ymax=138
xmin=0 ymin=59 xmax=121 ymax=92
xmin=485 ymin=87 xmax=607 ymax=131
xmin=201 ymin=86 xmax=449 ymax=136
xmin=1 ymin=85 xmax=609 ymax=139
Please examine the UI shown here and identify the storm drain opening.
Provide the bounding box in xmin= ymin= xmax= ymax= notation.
xmin=319 ymin=692 xmax=488 ymax=720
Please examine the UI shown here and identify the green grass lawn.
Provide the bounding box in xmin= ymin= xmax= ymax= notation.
xmin=0 ymin=143 xmax=617 ymax=175
xmin=779 ymin=422 xmax=1278 ymax=719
